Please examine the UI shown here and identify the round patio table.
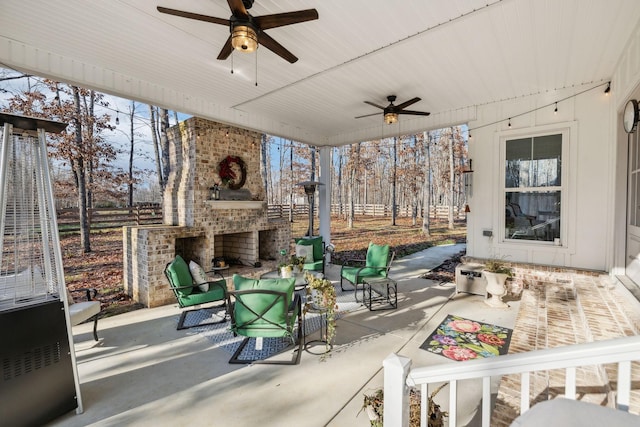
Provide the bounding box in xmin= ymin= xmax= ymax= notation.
xmin=260 ymin=269 xmax=323 ymax=292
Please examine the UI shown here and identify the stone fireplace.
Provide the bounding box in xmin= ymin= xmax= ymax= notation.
xmin=123 ymin=118 xmax=290 ymax=308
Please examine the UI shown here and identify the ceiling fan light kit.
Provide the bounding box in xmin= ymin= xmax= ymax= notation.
xmin=231 ymin=24 xmax=258 ymax=52
xmin=157 ymin=1 xmax=318 ymax=64
xmin=384 ymin=112 xmax=399 ymax=124
xmin=356 ymin=95 xmax=430 ymax=124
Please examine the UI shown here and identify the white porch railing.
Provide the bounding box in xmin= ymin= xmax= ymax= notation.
xmin=383 ymin=335 xmax=640 ymax=427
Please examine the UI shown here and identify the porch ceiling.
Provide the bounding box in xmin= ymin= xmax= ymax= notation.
xmin=1 ymin=0 xmax=639 ymax=146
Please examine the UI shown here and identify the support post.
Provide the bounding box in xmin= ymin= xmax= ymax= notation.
xmin=383 ymin=353 xmax=411 ymax=427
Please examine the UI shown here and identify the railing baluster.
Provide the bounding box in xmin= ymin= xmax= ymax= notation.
xmin=421 ymin=383 xmax=428 ymax=427
xmin=482 ymin=376 xmax=491 ymax=427
xmin=521 ymin=371 xmax=530 ymax=412
xmin=565 ymin=366 xmax=576 ymax=399
xmin=449 ymin=380 xmax=457 ymax=427
xmin=617 ymin=360 xmax=631 ymax=411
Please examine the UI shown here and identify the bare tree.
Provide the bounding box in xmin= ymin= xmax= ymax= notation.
xmin=159 ymin=108 xmax=170 ymax=191
xmin=148 ymin=105 xmax=163 ymax=187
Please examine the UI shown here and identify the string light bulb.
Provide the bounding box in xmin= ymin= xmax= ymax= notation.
xmin=604 ymin=82 xmax=611 ymax=95
xmin=554 ymin=102 xmax=558 ymax=114
xmin=508 ymin=118 xmax=511 ymax=127
xmin=115 ymin=112 xmax=120 ymax=125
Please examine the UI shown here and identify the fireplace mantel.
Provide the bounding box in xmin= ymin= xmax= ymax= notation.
xmin=205 ymin=200 xmax=266 ymax=209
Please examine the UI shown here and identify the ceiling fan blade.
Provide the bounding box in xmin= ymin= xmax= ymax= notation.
xmin=254 ymin=9 xmax=319 ymax=30
xmin=157 ymin=6 xmax=229 ymax=26
xmin=355 ymin=112 xmax=382 ymax=119
xmin=397 ymin=110 xmax=431 ymax=116
xmin=395 ymin=97 xmax=421 ymax=110
xmin=258 ymin=32 xmax=298 ymax=63
xmin=364 ymin=101 xmax=386 ymax=110
xmin=217 ymin=35 xmax=233 ymax=60
xmin=227 ymin=0 xmax=249 ymax=19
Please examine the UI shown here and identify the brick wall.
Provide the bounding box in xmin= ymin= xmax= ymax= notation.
xmin=123 ymin=118 xmax=290 ymax=308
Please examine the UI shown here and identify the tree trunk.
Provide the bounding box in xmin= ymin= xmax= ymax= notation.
xmin=347 ymin=143 xmax=361 ymax=229
xmin=159 ymin=108 xmax=170 ymax=191
xmin=73 ymin=86 xmax=91 ymax=253
xmin=128 ymin=101 xmax=135 ymax=207
xmin=448 ymin=127 xmax=455 ymax=229
xmin=148 ymin=105 xmax=163 ymax=188
xmin=260 ymin=134 xmax=268 ymax=201
xmin=422 ymin=131 xmax=431 ymax=236
xmin=392 ymin=136 xmax=397 ymax=226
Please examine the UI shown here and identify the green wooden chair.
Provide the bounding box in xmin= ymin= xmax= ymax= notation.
xmin=294 ymin=236 xmax=326 ymax=274
xmin=340 ymin=242 xmax=395 ymax=302
xmin=227 ymin=274 xmax=302 ymax=365
xmin=164 ymin=255 xmax=227 ymax=330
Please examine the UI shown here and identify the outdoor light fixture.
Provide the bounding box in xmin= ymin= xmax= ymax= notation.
xmin=605 ymin=82 xmax=611 ymax=95
xmin=296 ymin=180 xmax=323 ymax=237
xmin=384 ymin=112 xmax=399 ymax=125
xmin=231 ymin=24 xmax=258 ymax=52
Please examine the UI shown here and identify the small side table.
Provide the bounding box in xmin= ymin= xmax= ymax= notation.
xmin=303 ymin=303 xmax=333 ymax=355
xmin=362 ymin=276 xmax=398 ymax=311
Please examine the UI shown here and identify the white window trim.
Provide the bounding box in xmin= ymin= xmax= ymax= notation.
xmin=494 ymin=121 xmax=578 ymax=251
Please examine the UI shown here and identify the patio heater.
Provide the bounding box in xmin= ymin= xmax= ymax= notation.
xmin=296 ymin=180 xmax=323 ymax=237
xmin=0 ymin=113 xmax=82 ymax=425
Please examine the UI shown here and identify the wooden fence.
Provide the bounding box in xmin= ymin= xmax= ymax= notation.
xmin=268 ymin=204 xmax=466 ymax=220
xmin=56 ymin=205 xmax=163 ymax=231
xmin=57 ymin=203 xmax=464 ymax=231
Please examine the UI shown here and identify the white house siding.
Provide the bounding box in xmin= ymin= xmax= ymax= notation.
xmin=468 ymin=17 xmax=640 ymax=273
xmin=467 ymin=86 xmax=612 ymax=271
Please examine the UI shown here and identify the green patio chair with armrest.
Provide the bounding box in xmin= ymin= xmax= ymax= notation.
xmin=294 ymin=236 xmax=326 ymax=274
xmin=227 ymin=274 xmax=302 ymax=365
xmin=340 ymin=242 xmax=395 ymax=303
xmin=164 ymin=255 xmax=227 ymax=330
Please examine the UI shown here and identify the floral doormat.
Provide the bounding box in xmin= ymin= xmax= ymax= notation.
xmin=420 ymin=314 xmax=512 ymax=361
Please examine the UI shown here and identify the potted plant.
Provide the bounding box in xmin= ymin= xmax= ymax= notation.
xmin=482 ymin=257 xmax=513 ymax=308
xmin=278 ymin=251 xmax=306 ymax=277
xmin=304 ymin=271 xmax=337 ymax=352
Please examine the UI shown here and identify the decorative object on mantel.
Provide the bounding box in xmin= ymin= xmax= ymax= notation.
xmin=218 ymin=155 xmax=247 ymax=190
xmin=209 ymin=184 xmax=220 ymax=200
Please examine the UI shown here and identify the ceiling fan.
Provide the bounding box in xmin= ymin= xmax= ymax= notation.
xmin=356 ymin=95 xmax=431 ymax=124
xmin=157 ymin=0 xmax=318 ymax=64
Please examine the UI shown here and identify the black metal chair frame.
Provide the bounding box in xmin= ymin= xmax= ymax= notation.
xmin=226 ymin=289 xmax=303 ymax=365
xmin=340 ymin=251 xmax=395 ymax=303
xmin=70 ymin=287 xmax=100 ymax=341
xmin=164 ymin=262 xmax=228 ymax=330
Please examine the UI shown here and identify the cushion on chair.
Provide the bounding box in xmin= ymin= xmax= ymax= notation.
xmin=303 ymin=259 xmax=324 ymax=272
xmin=232 ymin=274 xmax=296 ymax=338
xmin=295 ymin=236 xmax=323 ymax=262
xmin=176 ymin=280 xmax=226 ymax=307
xmin=366 ymin=243 xmax=390 ymax=276
xmin=166 ymin=255 xmax=193 ymax=296
xmin=295 ymin=244 xmax=314 ymax=263
xmin=189 ymin=260 xmax=209 ymax=292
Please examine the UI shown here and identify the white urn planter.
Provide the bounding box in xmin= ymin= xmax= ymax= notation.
xmin=280 ymin=266 xmax=293 ymax=278
xmin=483 ymin=271 xmax=509 ymax=308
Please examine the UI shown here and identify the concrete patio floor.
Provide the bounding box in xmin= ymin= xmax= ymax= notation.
xmin=49 ymin=243 xmax=640 ymax=426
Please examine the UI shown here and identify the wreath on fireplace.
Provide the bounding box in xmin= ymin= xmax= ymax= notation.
xmin=218 ymin=155 xmax=247 ymax=190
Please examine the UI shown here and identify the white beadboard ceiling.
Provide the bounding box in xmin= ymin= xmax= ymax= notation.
xmin=0 ymin=0 xmax=639 ymax=146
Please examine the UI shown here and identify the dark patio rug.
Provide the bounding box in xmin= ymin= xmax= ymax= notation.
xmin=420 ymin=314 xmax=512 ymax=361
xmin=181 ymin=285 xmax=361 ymax=361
